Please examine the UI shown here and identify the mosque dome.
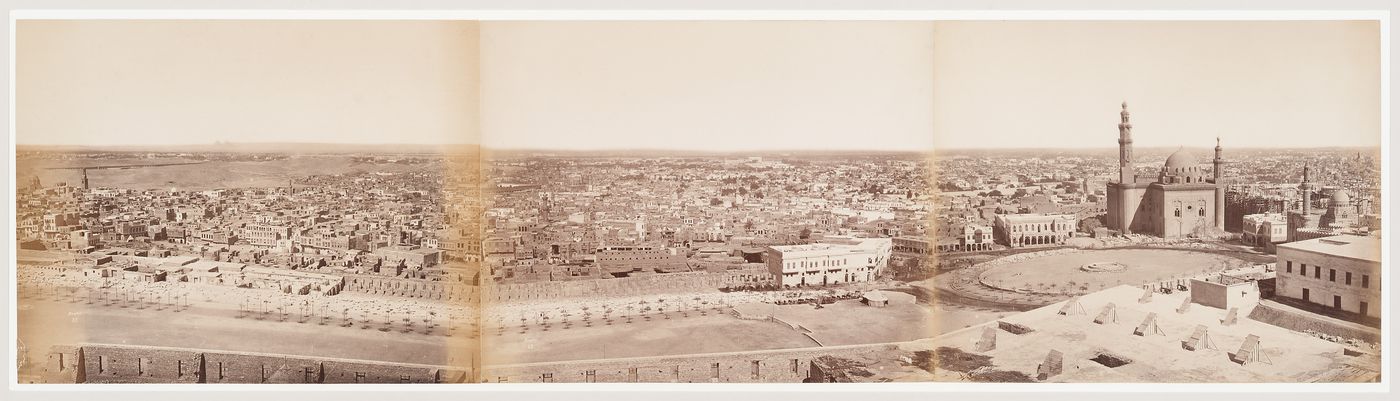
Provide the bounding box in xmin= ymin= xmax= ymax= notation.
xmin=1330 ymin=189 xmax=1351 ymax=206
xmin=1163 ymin=148 xmax=1200 ymax=170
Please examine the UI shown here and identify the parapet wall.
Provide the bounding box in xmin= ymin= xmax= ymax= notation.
xmin=481 ymin=341 xmax=925 ymax=383
xmin=483 ymin=266 xmax=776 ymax=302
xmin=82 ymin=344 xmax=204 ymax=383
xmin=1248 ymin=300 xmax=1381 ymax=344
xmin=44 ymin=344 xmax=470 ymax=384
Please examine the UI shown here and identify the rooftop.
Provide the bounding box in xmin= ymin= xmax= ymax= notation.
xmin=1276 ymin=235 xmax=1381 ymax=263
xmin=996 ymin=213 xmax=1076 ymax=223
xmin=929 ymin=285 xmax=1379 ymax=382
xmin=767 ymin=243 xmax=865 ymax=258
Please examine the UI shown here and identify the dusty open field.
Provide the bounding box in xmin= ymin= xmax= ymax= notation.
xmin=481 ymin=309 xmax=818 ymax=364
xmin=979 ymin=249 xmax=1242 ymax=295
xmin=762 ymin=298 xmax=934 ymax=346
xmin=16 ymin=294 xmax=475 ymax=377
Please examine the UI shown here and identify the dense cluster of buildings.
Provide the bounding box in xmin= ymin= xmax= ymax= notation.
xmin=15 ymin=154 xmax=483 ymax=297
xmin=481 ymin=154 xmax=925 ymax=291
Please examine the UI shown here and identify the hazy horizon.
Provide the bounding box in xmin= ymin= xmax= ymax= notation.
xmin=16 ymin=141 xmax=1381 ymax=155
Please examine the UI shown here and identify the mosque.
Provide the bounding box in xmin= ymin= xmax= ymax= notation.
xmin=1105 ymin=102 xmax=1227 ymax=238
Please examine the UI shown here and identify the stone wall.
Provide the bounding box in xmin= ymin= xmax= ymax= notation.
xmin=45 ymin=344 xmax=470 ymax=384
xmin=484 ymin=272 xmax=730 ymax=302
xmin=1248 ymin=300 xmax=1381 ymax=344
xmin=343 ymin=274 xmax=478 ymax=302
xmin=42 ymin=344 xmax=84 ymax=384
xmin=203 ymin=351 xmax=322 ymax=383
xmin=481 ymin=342 xmax=924 ymax=383
xmin=481 ymin=268 xmax=776 ymax=302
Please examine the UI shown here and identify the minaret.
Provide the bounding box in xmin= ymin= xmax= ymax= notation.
xmin=1118 ymin=101 xmax=1134 ymax=184
xmin=1213 ymin=137 xmax=1225 ymax=229
xmin=1300 ymin=164 xmax=1312 ymax=215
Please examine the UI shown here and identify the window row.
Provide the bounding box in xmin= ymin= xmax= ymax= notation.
xmin=1285 ymin=260 xmax=1371 ymax=289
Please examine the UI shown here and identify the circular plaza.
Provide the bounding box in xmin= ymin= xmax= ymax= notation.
xmin=977 ymin=248 xmax=1248 ymax=296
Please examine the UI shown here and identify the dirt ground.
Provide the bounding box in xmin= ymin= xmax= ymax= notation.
xmin=480 ymin=309 xmax=817 ymax=364
xmin=16 ymin=294 xmax=475 ymax=377
xmin=763 ymin=298 xmax=934 ymax=346
xmin=980 ymin=249 xmax=1239 ymax=294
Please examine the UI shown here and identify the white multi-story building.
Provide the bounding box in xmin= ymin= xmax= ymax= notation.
xmin=992 ymin=213 xmax=1076 ymax=248
xmin=764 ymin=237 xmax=891 ymax=288
xmin=245 ymin=224 xmax=292 ymax=247
xmin=1241 ymin=213 xmax=1286 ymax=250
xmin=1276 ymin=235 xmax=1381 ymax=318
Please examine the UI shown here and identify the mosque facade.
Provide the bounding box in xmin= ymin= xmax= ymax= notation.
xmin=1105 ymin=102 xmax=1227 ymax=238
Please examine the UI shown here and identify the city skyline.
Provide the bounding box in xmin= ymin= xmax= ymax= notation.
xmin=15 ymin=141 xmax=1381 ymax=153
xmin=9 ymin=17 xmax=1387 ymax=387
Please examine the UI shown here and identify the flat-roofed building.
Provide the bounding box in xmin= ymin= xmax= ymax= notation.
xmin=992 ymin=213 xmax=1076 ymax=248
xmin=1276 ymin=235 xmax=1381 ymax=318
xmin=595 ymin=245 xmax=688 ymax=277
xmin=374 ymin=245 xmax=444 ymax=269
xmin=764 ymin=242 xmax=880 ymax=288
xmin=246 ymin=224 xmax=292 ymax=247
xmin=239 ymin=266 xmax=346 ymax=295
xmin=1241 ymin=213 xmax=1287 ymax=251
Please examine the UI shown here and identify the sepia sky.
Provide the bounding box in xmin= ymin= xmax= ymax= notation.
xmin=16 ymin=20 xmax=479 ymax=146
xmin=16 ymin=20 xmax=1381 ymax=151
xmin=480 ymin=21 xmax=936 ymax=152
xmin=932 ymin=21 xmax=1381 ymax=150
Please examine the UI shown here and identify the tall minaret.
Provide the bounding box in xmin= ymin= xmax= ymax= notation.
xmin=1213 ymin=136 xmax=1225 ymax=229
xmin=1118 ymin=101 xmax=1134 ymax=184
xmin=1300 ymin=164 xmax=1312 ymax=215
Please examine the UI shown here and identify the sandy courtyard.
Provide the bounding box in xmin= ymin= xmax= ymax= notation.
xmin=980 ymin=249 xmax=1242 ymax=295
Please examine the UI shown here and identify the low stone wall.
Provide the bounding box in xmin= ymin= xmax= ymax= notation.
xmin=484 ymin=272 xmax=731 ymax=302
xmin=344 ymin=274 xmax=478 ymax=302
xmin=44 ymin=344 xmax=470 ymax=384
xmin=202 ymin=351 xmax=322 ymax=383
xmin=1248 ymin=300 xmax=1381 ymax=344
xmin=480 ymin=341 xmax=927 ymax=383
xmin=41 ymin=344 xmax=85 ymax=384
xmin=82 ymin=344 xmax=204 ymax=383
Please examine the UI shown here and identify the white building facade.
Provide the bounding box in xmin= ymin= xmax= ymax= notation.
xmin=1276 ymin=235 xmax=1381 ymax=318
xmin=764 ymin=237 xmax=890 ymax=288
